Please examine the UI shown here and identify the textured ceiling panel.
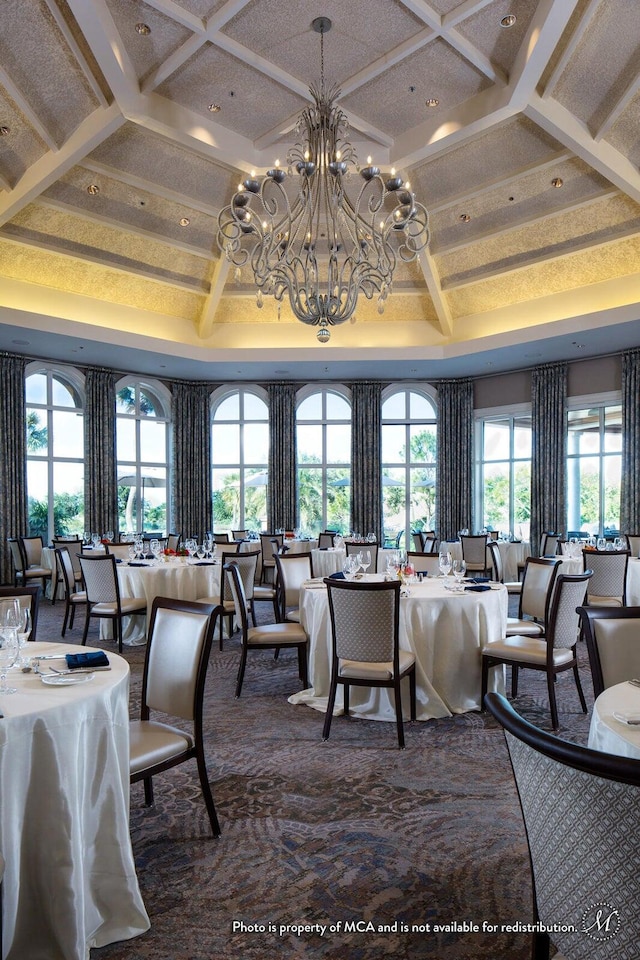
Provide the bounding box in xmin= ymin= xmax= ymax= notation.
xmin=606 ymin=92 xmax=640 ymax=168
xmin=342 ymin=38 xmax=491 ymax=139
xmin=551 ymin=0 xmax=640 ymax=133
xmin=173 ymin=1 xmax=225 ymax=17
xmin=156 ymin=42 xmax=309 ymax=140
xmin=454 ymin=0 xmax=537 ymax=75
xmin=0 ymin=91 xmax=48 ymax=185
xmin=103 ymin=0 xmax=194 ymax=83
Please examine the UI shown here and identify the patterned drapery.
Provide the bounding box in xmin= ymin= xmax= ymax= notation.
xmin=350 ymin=381 xmax=382 ymax=540
xmin=172 ymin=381 xmax=212 ymax=540
xmin=0 ymin=353 xmax=28 ymax=584
xmin=436 ymin=379 xmax=473 ymax=541
xmin=84 ymin=367 xmax=119 ymax=537
xmin=621 ymin=349 xmax=640 ymax=533
xmin=530 ymin=362 xmax=567 ymax=554
xmin=268 ymin=383 xmax=298 ymax=531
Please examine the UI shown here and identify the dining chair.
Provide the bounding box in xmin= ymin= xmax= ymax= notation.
xmin=78 ymin=553 xmax=147 ymax=653
xmin=166 ymin=533 xmax=181 ymax=552
xmin=581 ymin=548 xmax=630 ymax=606
xmin=485 ymin=692 xmax=640 ymax=960
xmin=231 ymin=529 xmax=249 ymax=541
xmin=259 ymin=533 xmax=283 ymax=583
xmin=505 ymin=557 xmax=561 ymax=639
xmin=411 ymin=532 xmax=424 ymax=552
xmin=273 ymin=551 xmax=314 ymax=622
xmin=106 ymin=542 xmax=134 ymax=561
xmin=8 ymin=537 xmax=53 ymax=599
xmin=624 ymin=533 xmax=640 ymax=558
xmin=460 ymin=535 xmax=489 ymax=576
xmin=213 ymin=532 xmax=231 ymax=544
xmin=317 ymin=531 xmax=336 ymax=549
xmin=577 ymin=605 xmax=640 ymax=698
xmin=345 ymin=541 xmax=378 ymax=573
xmin=405 ymin=551 xmax=440 ymax=576
xmin=422 ymin=533 xmax=438 ymax=553
xmin=517 ymin=531 xmax=560 ymax=581
xmin=129 ymin=597 xmax=223 ymax=837
xmin=481 ymin=571 xmax=592 ymax=730
xmin=51 ymin=537 xmax=83 ymax=594
xmin=0 ymin=585 xmax=39 ymax=642
xmin=54 ymin=546 xmax=87 ymax=636
xmin=224 ymin=562 xmax=309 ymax=698
xmin=198 ymin=548 xmax=259 ymax=649
xmin=323 ymin=578 xmax=416 ymax=749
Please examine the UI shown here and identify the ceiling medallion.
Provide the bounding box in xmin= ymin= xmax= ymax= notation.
xmin=217 ymin=16 xmax=430 ymax=343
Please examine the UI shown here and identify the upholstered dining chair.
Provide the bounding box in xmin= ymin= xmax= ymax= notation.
xmin=55 ymin=546 xmax=87 ymax=636
xmin=506 ymin=556 xmax=561 ymax=639
xmin=224 ymin=562 xmax=309 ymax=698
xmin=273 ymin=551 xmax=314 ymax=622
xmin=517 ymin=531 xmax=560 ymax=581
xmin=405 ymin=551 xmax=441 ymax=576
xmin=624 ymin=533 xmax=640 ymax=557
xmin=460 ymin=534 xmax=489 ymax=576
xmin=345 ymin=540 xmax=379 ymax=573
xmin=259 ymin=533 xmax=283 ymax=583
xmin=8 ymin=537 xmax=53 ymax=598
xmin=106 ymin=541 xmax=134 ymax=561
xmin=129 ymin=597 xmax=223 ymax=837
xmin=581 ymin=548 xmax=630 ymax=606
xmin=323 ymin=578 xmax=416 ymax=749
xmin=486 ymin=540 xmax=523 ymax=594
xmin=317 ymin=531 xmax=336 ymax=549
xmin=78 ymin=553 xmax=147 ymax=653
xmin=0 ymin=585 xmax=39 ymax=642
xmin=231 ymin=529 xmax=248 ymax=541
xmin=578 ymin=605 xmax=640 ymax=698
xmin=166 ymin=532 xmax=181 ymax=552
xmin=213 ymin=532 xmax=231 ymax=544
xmin=481 ymin=571 xmax=592 ymax=730
xmin=51 ymin=536 xmax=83 ymax=595
xmin=198 ymin=548 xmax=259 ymax=649
xmin=485 ymin=692 xmax=640 ymax=960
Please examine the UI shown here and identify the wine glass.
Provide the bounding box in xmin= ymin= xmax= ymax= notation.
xmin=150 ymin=539 xmax=161 ymax=563
xmin=342 ymin=555 xmax=357 ymax=580
xmin=359 ymin=549 xmax=371 ymax=576
xmin=0 ymin=629 xmax=18 ymax=694
xmin=15 ymin=604 xmax=32 ymax=664
xmin=452 ymin=559 xmax=466 ymax=589
xmin=438 ymin=550 xmax=452 ymax=578
xmin=597 ymin=537 xmax=606 ymax=551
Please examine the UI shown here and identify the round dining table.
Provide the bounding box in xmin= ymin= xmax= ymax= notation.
xmin=588 ymin=681 xmax=640 ymax=760
xmin=0 ymin=641 xmax=149 ymax=960
xmin=290 ymin=574 xmax=508 ymax=722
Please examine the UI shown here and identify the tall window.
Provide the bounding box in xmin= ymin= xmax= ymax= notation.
xmin=25 ymin=364 xmax=85 ymax=541
xmin=567 ymin=399 xmax=622 ymax=538
xmin=476 ymin=410 xmax=531 ymax=539
xmin=296 ymin=387 xmax=351 ymax=535
xmin=211 ymin=387 xmax=269 ymax=533
xmin=381 ymin=387 xmax=436 ymax=546
xmin=116 ymin=379 xmax=170 ymax=535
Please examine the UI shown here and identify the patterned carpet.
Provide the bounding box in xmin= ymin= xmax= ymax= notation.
xmin=34 ymin=595 xmax=595 ymax=960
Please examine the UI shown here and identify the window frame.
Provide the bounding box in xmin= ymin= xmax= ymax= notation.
xmin=474 ymin=401 xmax=532 ymax=539
xmin=296 ymin=384 xmax=352 ymax=535
xmin=566 ymin=390 xmax=622 ymax=539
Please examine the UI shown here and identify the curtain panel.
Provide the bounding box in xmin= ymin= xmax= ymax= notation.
xmin=530 ymin=362 xmax=567 ymax=554
xmin=0 ymin=353 xmax=28 ymax=585
xmin=621 ymin=349 xmax=640 ymax=533
xmin=436 ymin=379 xmax=473 ymax=541
xmin=268 ymin=383 xmax=298 ymax=531
xmin=172 ymin=381 xmax=212 ymax=540
xmin=350 ymin=381 xmax=382 ymax=540
xmin=84 ymin=367 xmax=119 ymax=538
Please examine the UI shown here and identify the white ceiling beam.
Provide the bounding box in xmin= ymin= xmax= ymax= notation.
xmin=198 ymin=257 xmax=230 ymax=338
xmin=442 ymin=0 xmax=494 ymax=28
xmin=441 ymin=29 xmax=507 ymax=85
xmin=526 ymin=93 xmax=640 ymax=204
xmin=204 ymin=0 xmax=253 ymax=32
xmin=80 ymin=158 xmax=221 ymax=217
xmin=0 ymin=65 xmax=59 ymax=151
xmin=65 ymin=0 xmax=140 ymax=108
xmin=0 ymin=103 xmax=125 ymax=227
xmin=339 ymin=28 xmax=436 ymax=96
xmin=540 ymin=0 xmax=601 ymax=97
xmin=140 ymin=0 xmax=206 ymax=33
xmin=42 ymin=0 xmax=109 ymax=107
xmin=141 ymin=34 xmax=208 ymax=93
xmin=0 ymin=171 xmax=12 ymax=192
xmin=418 ymin=248 xmax=453 ymax=336
xmin=595 ymin=72 xmax=640 ymax=141
xmin=506 ymin=0 xmax=582 ymax=107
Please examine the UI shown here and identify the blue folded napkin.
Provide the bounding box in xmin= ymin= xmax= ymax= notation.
xmin=194 ymin=561 xmax=215 ymax=566
xmin=65 ymin=651 xmax=110 ymax=669
xmin=465 ymin=584 xmax=491 ymax=592
xmin=127 ymin=561 xmax=148 ymax=567
xmin=329 ymin=571 xmax=346 ymax=579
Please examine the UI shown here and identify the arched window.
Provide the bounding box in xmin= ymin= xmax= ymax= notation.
xmin=25 ymin=364 xmax=85 ymax=541
xmin=381 ymin=386 xmax=437 ymax=548
xmin=296 ymin=387 xmax=351 ymax=535
xmin=116 ymin=379 xmax=171 ymax=536
xmin=211 ymin=387 xmax=269 ymax=534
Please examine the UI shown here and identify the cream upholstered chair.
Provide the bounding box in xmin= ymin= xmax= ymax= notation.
xmin=0 ymin=585 xmax=39 ymax=642
xmin=8 ymin=537 xmax=52 ymax=598
xmin=517 ymin=531 xmax=560 ymax=580
xmin=485 ymin=692 xmax=640 ymax=960
xmin=411 ymin=532 xmax=424 ymax=552
xmin=578 ymin=605 xmax=640 ymax=698
xmin=481 ymin=571 xmax=592 ymax=730
xmin=231 ymin=529 xmax=248 ymax=541
xmin=51 ymin=536 xmax=83 ymax=594
xmin=106 ymin=541 xmax=134 ymax=561
xmin=224 ymin=562 xmax=308 ymax=698
xmin=166 ymin=533 xmax=181 ymax=552
xmin=323 ymin=578 xmax=416 ymax=749
xmin=506 ymin=557 xmax=561 ymax=639
xmin=422 ymin=533 xmax=438 ymax=553
xmin=345 ymin=540 xmax=379 ymax=573
xmin=274 ymin=551 xmax=313 ymax=622
xmin=317 ymin=531 xmax=336 ymax=549
xmin=259 ymin=533 xmax=283 ymax=582
xmin=624 ymin=533 xmax=640 ymax=557
xmin=129 ymin=597 xmax=223 ymax=837
xmin=78 ymin=553 xmax=147 ymax=653
xmin=405 ymin=551 xmax=440 ymax=576
xmin=55 ymin=547 xmax=87 ymax=636
xmin=460 ymin=534 xmax=489 ymax=575
xmin=198 ymin=548 xmax=259 ymax=649
xmin=581 ymin=548 xmax=630 ymax=606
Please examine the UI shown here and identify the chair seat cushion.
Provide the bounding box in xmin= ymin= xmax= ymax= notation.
xmin=70 ymin=590 xmax=87 ymax=604
xmin=285 ymin=608 xmax=301 ymax=622
xmin=506 ymin=617 xmax=544 ymax=637
xmin=92 ymin=597 xmax=146 ymax=615
xmin=129 ymin=719 xmax=193 ymax=775
xmin=588 ymin=595 xmax=623 ymax=606
xmin=482 ymin=635 xmax=574 ymax=666
xmin=254 ymin=585 xmax=276 ymax=600
xmin=505 ymin=580 xmax=522 ymax=594
xmin=24 ymin=566 xmax=51 ymax=578
xmin=247 ymin=622 xmax=307 ymax=645
xmin=339 ymin=649 xmax=415 ymax=681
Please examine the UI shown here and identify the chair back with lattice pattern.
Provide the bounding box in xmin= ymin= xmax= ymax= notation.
xmin=546 ymin=572 xmax=591 ymax=651
xmin=624 ymin=534 xmax=640 ymax=558
xmin=224 ymin=561 xmax=250 ymax=634
xmin=326 ymin=579 xmax=400 ymax=665
xmin=78 ymin=554 xmax=119 ymax=604
xmin=220 ymin=550 xmax=258 ymax=603
xmin=582 ymin=549 xmax=629 ymax=604
xmin=539 ymin=532 xmax=560 ymax=557
xmin=317 ymin=532 xmax=335 ymax=549
xmin=460 ymin=535 xmax=488 ymax=570
xmin=345 ymin=541 xmax=379 ymax=572
xmin=55 ymin=547 xmax=79 ymax=597
xmin=8 ymin=539 xmax=25 ymax=574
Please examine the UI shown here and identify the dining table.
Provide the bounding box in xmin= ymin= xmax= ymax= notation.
xmin=290 ymin=573 xmax=508 ymax=722
xmin=446 ymin=538 xmax=531 ymax=582
xmin=588 ymin=681 xmax=640 ymax=760
xmin=0 ymin=641 xmax=149 ymax=960
xmin=311 ymin=545 xmax=397 ymax=578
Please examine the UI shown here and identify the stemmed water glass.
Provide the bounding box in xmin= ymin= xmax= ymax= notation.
xmin=342 ymin=555 xmax=358 ymax=580
xmin=150 ymin=539 xmax=161 ymax=563
xmin=0 ymin=601 xmax=19 ymax=694
xmin=438 ymin=549 xmax=452 ymax=578
xmin=358 ymin=549 xmax=371 ymax=577
xmin=452 ymin=559 xmax=466 ymax=590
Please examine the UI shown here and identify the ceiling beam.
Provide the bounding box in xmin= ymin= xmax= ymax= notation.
xmin=65 ymin=0 xmax=140 ymax=108
xmin=80 ymin=159 xmax=221 ymax=217
xmin=198 ymin=257 xmax=230 ymax=338
xmin=42 ymin=0 xmax=109 ymax=107
xmin=506 ymin=0 xmax=582 ymax=107
xmin=595 ymin=71 xmax=640 ymax=141
xmin=540 ymin=0 xmax=601 ymax=97
xmin=0 ymin=65 xmax=59 ymax=152
xmin=140 ymin=0 xmax=206 ymax=32
xmin=418 ymin=248 xmax=453 ymax=337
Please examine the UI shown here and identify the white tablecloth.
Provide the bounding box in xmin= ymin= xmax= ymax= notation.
xmin=447 ymin=540 xmax=530 ymax=582
xmin=311 ymin=547 xmax=397 ymax=578
xmin=0 ymin=642 xmax=149 ymax=959
xmin=588 ymin=682 xmax=640 ymax=759
xmin=290 ymin=576 xmax=508 ymax=721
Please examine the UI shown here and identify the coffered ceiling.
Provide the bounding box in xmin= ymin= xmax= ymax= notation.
xmin=1 ymin=0 xmax=639 ymax=380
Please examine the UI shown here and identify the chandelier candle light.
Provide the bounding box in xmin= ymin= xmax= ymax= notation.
xmin=217 ymin=17 xmax=430 ymax=343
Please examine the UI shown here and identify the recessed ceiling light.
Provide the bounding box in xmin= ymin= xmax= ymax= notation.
xmin=208 ymin=103 xmax=221 ymax=113
xmin=0 ymin=125 xmax=10 ymax=136
xmin=551 ymin=177 xmax=564 ymax=188
xmin=179 ymin=217 xmax=190 ymax=226
xmin=425 ymin=98 xmax=439 ymax=108
xmin=87 ymin=183 xmax=100 ymax=195
xmin=135 ymin=22 xmax=151 ymax=35
xmin=459 ymin=213 xmax=471 ymax=223
xmin=500 ymin=14 xmax=517 ymax=28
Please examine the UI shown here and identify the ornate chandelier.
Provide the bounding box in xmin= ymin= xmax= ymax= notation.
xmin=217 ymin=17 xmax=430 ymax=343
